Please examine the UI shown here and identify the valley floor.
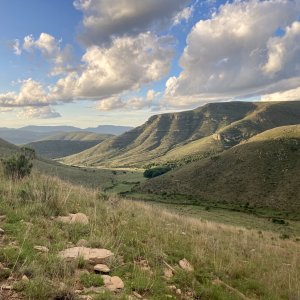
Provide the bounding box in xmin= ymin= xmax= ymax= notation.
xmin=0 ymin=169 xmax=299 ymax=299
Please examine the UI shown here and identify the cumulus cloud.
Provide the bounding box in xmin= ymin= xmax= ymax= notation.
xmin=51 ymin=33 xmax=174 ymax=100
xmin=165 ymin=0 xmax=300 ymax=107
xmin=23 ymin=33 xmax=74 ymax=76
xmin=0 ymin=79 xmax=50 ymax=107
xmin=17 ymin=106 xmax=61 ymax=119
xmin=74 ymin=0 xmax=190 ymax=45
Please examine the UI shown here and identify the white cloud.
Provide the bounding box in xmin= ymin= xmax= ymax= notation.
xmin=74 ymin=0 xmax=190 ymax=45
xmin=261 ymin=86 xmax=300 ymax=102
xmin=165 ymin=0 xmax=300 ymax=108
xmin=17 ymin=106 xmax=61 ymax=119
xmin=23 ymin=33 xmax=74 ymax=76
xmin=52 ymin=33 xmax=174 ymax=100
xmin=0 ymin=79 xmax=50 ymax=107
xmin=173 ymin=6 xmax=194 ymax=26
xmin=11 ymin=39 xmax=22 ymax=55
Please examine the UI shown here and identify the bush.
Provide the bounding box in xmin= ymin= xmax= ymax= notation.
xmin=1 ymin=148 xmax=35 ymax=180
xmin=143 ymin=166 xmax=172 ymax=178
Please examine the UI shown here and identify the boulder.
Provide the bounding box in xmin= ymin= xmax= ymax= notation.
xmin=56 ymin=213 xmax=89 ymax=225
xmin=179 ymin=258 xmax=194 ymax=272
xmin=94 ymin=264 xmax=110 ymax=273
xmin=0 ymin=228 xmax=5 ymax=235
xmin=59 ymin=247 xmax=113 ymax=265
xmin=101 ymin=275 xmax=124 ymax=292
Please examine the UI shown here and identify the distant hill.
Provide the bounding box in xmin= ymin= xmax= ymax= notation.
xmin=63 ymin=101 xmax=300 ymax=168
xmin=0 ymin=138 xmax=19 ymax=156
xmin=27 ymin=132 xmax=113 ymax=159
xmin=139 ymin=125 xmax=300 ymax=213
xmin=0 ymin=125 xmax=132 ymax=145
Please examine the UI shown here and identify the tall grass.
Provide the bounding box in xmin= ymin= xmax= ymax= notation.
xmin=0 ymin=169 xmax=299 ymax=299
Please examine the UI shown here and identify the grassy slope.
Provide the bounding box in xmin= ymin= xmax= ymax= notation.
xmin=139 ymin=125 xmax=300 ymax=214
xmin=0 ymin=138 xmax=19 ymax=156
xmin=63 ymin=101 xmax=300 ymax=168
xmin=0 ymin=171 xmax=299 ymax=299
xmin=27 ymin=132 xmax=113 ymax=159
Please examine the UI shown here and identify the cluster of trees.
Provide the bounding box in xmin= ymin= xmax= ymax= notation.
xmin=143 ymin=166 xmax=171 ymax=178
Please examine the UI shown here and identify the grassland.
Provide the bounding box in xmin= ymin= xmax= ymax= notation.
xmin=0 ymin=169 xmax=299 ymax=299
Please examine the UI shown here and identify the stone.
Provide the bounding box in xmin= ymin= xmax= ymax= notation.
xmin=102 ymin=275 xmax=124 ymax=292
xmin=164 ymin=268 xmax=173 ymax=279
xmin=59 ymin=247 xmax=113 ymax=265
xmin=22 ymin=275 xmax=29 ymax=282
xmin=34 ymin=246 xmax=49 ymax=253
xmin=56 ymin=213 xmax=89 ymax=225
xmin=1 ymin=285 xmax=12 ymax=290
xmin=94 ymin=264 xmax=110 ymax=273
xmin=179 ymin=258 xmax=194 ymax=272
xmin=0 ymin=228 xmax=5 ymax=235
xmin=0 ymin=215 xmax=6 ymax=222
xmin=176 ymin=288 xmax=182 ymax=295
xmin=77 ymin=239 xmax=88 ymax=247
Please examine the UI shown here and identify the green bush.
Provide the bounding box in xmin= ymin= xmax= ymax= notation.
xmin=1 ymin=148 xmax=35 ymax=180
xmin=143 ymin=166 xmax=172 ymax=178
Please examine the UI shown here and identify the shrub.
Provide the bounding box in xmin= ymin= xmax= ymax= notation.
xmin=143 ymin=166 xmax=172 ymax=178
xmin=1 ymin=148 xmax=35 ymax=180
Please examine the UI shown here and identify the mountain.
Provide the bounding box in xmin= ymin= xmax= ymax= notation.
xmin=139 ymin=125 xmax=300 ymax=213
xmin=26 ymin=132 xmax=113 ymax=159
xmin=85 ymin=125 xmax=133 ymax=135
xmin=0 ymin=125 xmax=132 ymax=145
xmin=63 ymin=101 xmax=300 ymax=168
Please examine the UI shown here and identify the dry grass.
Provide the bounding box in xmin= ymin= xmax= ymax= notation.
xmin=0 ymin=170 xmax=299 ymax=299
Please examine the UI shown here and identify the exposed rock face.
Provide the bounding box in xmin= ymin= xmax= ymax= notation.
xmin=179 ymin=258 xmax=194 ymax=272
xmin=94 ymin=264 xmax=110 ymax=273
xmin=101 ymin=275 xmax=124 ymax=292
xmin=59 ymin=247 xmax=113 ymax=264
xmin=56 ymin=213 xmax=89 ymax=225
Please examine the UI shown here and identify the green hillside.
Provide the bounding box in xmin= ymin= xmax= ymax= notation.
xmin=63 ymin=101 xmax=300 ymax=168
xmin=0 ymin=138 xmax=20 ymax=156
xmin=139 ymin=125 xmax=300 ymax=214
xmin=27 ymin=132 xmax=113 ymax=159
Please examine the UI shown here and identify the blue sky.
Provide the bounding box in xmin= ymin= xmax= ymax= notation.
xmin=0 ymin=0 xmax=299 ymax=128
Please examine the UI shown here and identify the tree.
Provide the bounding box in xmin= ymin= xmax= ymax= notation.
xmin=1 ymin=147 xmax=35 ymax=180
xmin=143 ymin=166 xmax=171 ymax=178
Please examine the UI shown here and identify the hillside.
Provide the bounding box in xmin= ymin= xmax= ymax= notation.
xmin=0 ymin=169 xmax=299 ymax=300
xmin=0 ymin=138 xmax=19 ymax=156
xmin=64 ymin=101 xmax=300 ymax=167
xmin=139 ymin=125 xmax=300 ymax=213
xmin=27 ymin=132 xmax=113 ymax=159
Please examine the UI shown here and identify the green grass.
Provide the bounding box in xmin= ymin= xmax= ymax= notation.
xmin=0 ymin=170 xmax=299 ymax=299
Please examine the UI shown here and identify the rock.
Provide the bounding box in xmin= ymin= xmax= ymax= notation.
xmin=1 ymin=285 xmax=12 ymax=290
xmin=34 ymin=246 xmax=49 ymax=253
xmin=59 ymin=247 xmax=113 ymax=265
xmin=77 ymin=239 xmax=88 ymax=247
xmin=56 ymin=213 xmax=89 ymax=225
xmin=0 ymin=215 xmax=6 ymax=222
xmin=133 ymin=291 xmax=143 ymax=299
xmin=176 ymin=288 xmax=182 ymax=295
xmin=164 ymin=268 xmax=173 ymax=279
xmin=102 ymin=275 xmax=124 ymax=292
xmin=179 ymin=258 xmax=194 ymax=272
xmin=22 ymin=275 xmax=29 ymax=282
xmin=168 ymin=285 xmax=177 ymax=291
xmin=94 ymin=264 xmax=110 ymax=273
xmin=0 ymin=228 xmax=5 ymax=235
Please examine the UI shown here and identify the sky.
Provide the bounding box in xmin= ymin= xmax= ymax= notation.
xmin=0 ymin=0 xmax=300 ymax=128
